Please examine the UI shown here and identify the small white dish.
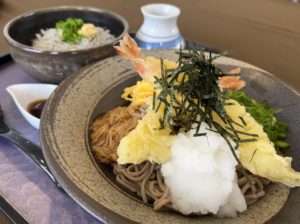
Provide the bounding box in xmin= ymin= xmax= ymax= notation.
xmin=6 ymin=83 xmax=57 ymax=129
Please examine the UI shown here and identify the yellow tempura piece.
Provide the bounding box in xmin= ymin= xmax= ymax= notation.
xmin=118 ymin=95 xmax=300 ymax=187
xmin=218 ymin=100 xmax=300 ymax=187
xmin=122 ymin=80 xmax=154 ymax=107
xmin=117 ymin=109 xmax=175 ymax=165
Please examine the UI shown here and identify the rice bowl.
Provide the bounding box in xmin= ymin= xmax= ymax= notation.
xmin=32 ymin=22 xmax=115 ymax=51
xmin=3 ymin=6 xmax=128 ymax=83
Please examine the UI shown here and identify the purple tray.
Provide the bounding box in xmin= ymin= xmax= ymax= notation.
xmin=0 ymin=58 xmax=100 ymax=224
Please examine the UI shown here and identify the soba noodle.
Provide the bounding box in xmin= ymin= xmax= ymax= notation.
xmin=237 ymin=170 xmax=270 ymax=205
xmin=90 ymin=105 xmax=271 ymax=211
xmin=113 ymin=162 xmax=172 ymax=210
xmin=113 ymin=162 xmax=270 ymax=210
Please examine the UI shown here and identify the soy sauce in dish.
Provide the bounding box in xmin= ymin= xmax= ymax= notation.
xmin=27 ymin=99 xmax=47 ymax=119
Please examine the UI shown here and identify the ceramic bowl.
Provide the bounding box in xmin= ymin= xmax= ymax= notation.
xmin=6 ymin=83 xmax=57 ymax=129
xmin=40 ymin=50 xmax=300 ymax=223
xmin=3 ymin=6 xmax=129 ymax=84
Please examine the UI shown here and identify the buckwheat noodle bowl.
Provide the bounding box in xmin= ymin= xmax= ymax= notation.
xmin=87 ymin=34 xmax=299 ymax=220
xmin=40 ymin=49 xmax=299 ymax=224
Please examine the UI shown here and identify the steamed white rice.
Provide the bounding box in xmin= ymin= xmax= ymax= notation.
xmin=32 ymin=27 xmax=115 ymax=51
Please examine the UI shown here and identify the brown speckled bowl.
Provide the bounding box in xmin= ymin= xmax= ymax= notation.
xmin=40 ymin=50 xmax=300 ymax=223
xmin=3 ymin=6 xmax=128 ymax=84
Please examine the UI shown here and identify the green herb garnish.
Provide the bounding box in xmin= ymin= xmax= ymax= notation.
xmin=55 ymin=18 xmax=84 ymax=43
xmin=152 ymin=49 xmax=253 ymax=174
xmin=227 ymin=90 xmax=289 ymax=149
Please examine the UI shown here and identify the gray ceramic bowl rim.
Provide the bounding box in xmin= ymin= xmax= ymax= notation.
xmin=3 ymin=5 xmax=129 ymax=55
xmin=40 ymin=50 xmax=300 ymax=223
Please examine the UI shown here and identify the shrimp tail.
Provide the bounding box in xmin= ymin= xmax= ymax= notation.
xmin=114 ymin=33 xmax=159 ymax=82
xmin=114 ymin=33 xmax=143 ymax=60
xmin=227 ymin=67 xmax=241 ymax=75
xmin=220 ymin=67 xmax=246 ymax=90
xmin=114 ymin=33 xmax=155 ymax=81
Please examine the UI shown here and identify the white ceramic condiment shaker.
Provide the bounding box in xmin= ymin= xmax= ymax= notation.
xmin=135 ymin=3 xmax=185 ymax=49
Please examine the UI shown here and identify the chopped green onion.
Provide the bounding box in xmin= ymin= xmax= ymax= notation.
xmin=55 ymin=18 xmax=84 ymax=43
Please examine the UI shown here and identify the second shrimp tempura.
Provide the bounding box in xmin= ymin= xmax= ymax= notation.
xmin=114 ymin=33 xmax=245 ymax=90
